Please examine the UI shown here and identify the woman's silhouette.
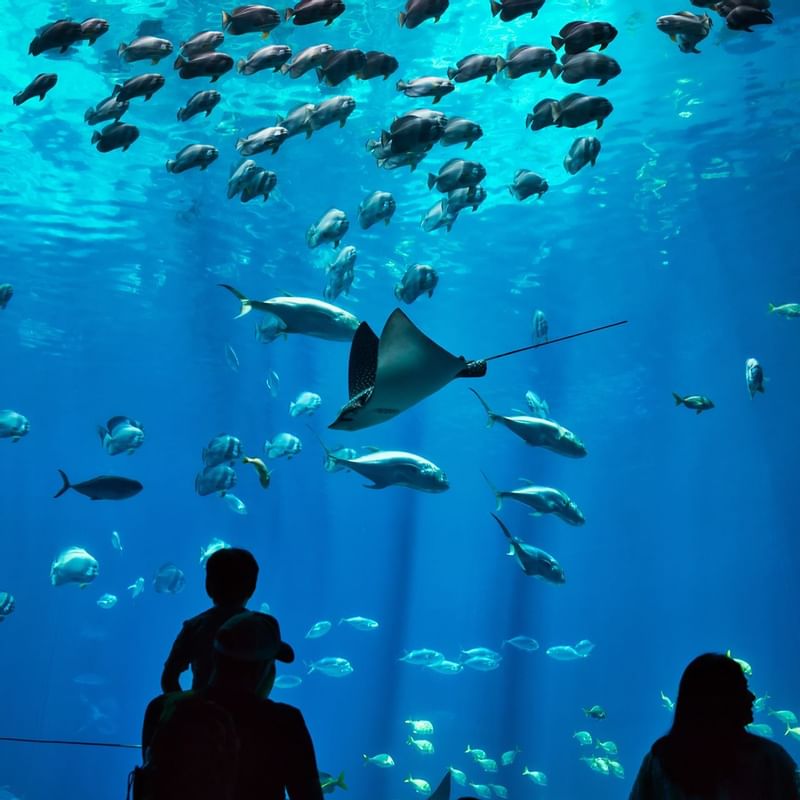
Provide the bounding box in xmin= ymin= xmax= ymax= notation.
xmin=630 ymin=653 xmax=799 ymax=799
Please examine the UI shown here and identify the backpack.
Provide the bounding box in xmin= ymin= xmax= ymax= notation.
xmin=128 ymin=692 xmax=240 ymax=800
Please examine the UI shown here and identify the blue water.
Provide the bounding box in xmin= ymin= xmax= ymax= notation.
xmin=1 ymin=0 xmax=799 ymax=797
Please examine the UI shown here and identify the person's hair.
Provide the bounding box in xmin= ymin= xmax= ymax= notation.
xmin=653 ymin=653 xmax=751 ymax=794
xmin=205 ymin=548 xmax=258 ymax=606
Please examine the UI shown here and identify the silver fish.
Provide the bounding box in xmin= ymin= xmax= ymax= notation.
xmin=492 ymin=514 xmax=565 ymax=583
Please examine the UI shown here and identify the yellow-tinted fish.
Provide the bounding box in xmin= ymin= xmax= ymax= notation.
xmin=242 ymin=456 xmax=271 ymax=488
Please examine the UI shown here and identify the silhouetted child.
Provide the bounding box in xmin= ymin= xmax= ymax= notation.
xmin=161 ymin=548 xmax=259 ymax=692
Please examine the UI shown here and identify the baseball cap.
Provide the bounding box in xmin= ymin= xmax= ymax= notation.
xmin=214 ymin=611 xmax=295 ymax=663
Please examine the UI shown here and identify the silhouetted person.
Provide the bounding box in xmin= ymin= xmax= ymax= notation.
xmin=142 ymin=611 xmax=322 ymax=800
xmin=629 ymin=652 xmax=800 ymax=799
xmin=161 ymin=548 xmax=259 ymax=692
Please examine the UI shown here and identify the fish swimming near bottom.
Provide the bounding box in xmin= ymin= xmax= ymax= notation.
xmin=54 ymin=470 xmax=143 ymax=500
xmin=491 ymin=513 xmax=566 ymax=583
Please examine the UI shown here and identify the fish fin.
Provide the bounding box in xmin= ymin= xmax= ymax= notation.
xmin=596 ymin=118 xmax=603 ymax=129
xmin=262 ymin=31 xmax=270 ymax=39
xmin=218 ymin=283 xmax=252 ymax=318
xmin=481 ymin=471 xmax=502 ymax=511
xmin=490 ymin=0 xmax=501 ymax=16
xmin=237 ymin=58 xmax=246 ymax=73
xmin=398 ymin=11 xmax=406 ymax=26
xmin=447 ymin=67 xmax=456 ymax=80
xmin=551 ymin=36 xmax=564 ymax=49
xmin=551 ymin=63 xmax=563 ymax=79
xmin=151 ymin=57 xmax=158 ymax=64
xmin=469 ymin=388 xmax=495 ymax=426
xmin=221 ymin=10 xmax=231 ymax=28
xmin=427 ymin=173 xmax=437 ymax=190
xmin=598 ymin=78 xmax=607 ymax=86
xmin=325 ymin=18 xmax=333 ymax=25
xmin=54 ymin=469 xmax=71 ymax=499
xmin=672 ymin=392 xmax=683 ymax=406
xmin=432 ymin=95 xmax=441 ymax=104
xmin=284 ymin=7 xmax=293 ymax=20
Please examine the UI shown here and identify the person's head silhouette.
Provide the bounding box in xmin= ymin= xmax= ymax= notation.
xmin=205 ymin=548 xmax=259 ymax=607
xmin=672 ymin=652 xmax=755 ymax=734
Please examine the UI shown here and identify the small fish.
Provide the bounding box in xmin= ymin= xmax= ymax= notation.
xmin=85 ymin=96 xmax=129 ymax=126
xmin=490 ymin=0 xmax=545 ymax=22
xmin=477 ymin=758 xmax=497 ymax=772
xmin=50 ymin=547 xmax=100 ymax=587
xmin=274 ymin=674 xmax=303 ymax=689
xmin=768 ymin=302 xmax=800 ymax=318
xmin=179 ymin=31 xmax=225 ymax=58
xmin=306 ymin=620 xmax=333 ymax=638
xmin=319 ymin=771 xmax=348 ymax=794
xmin=745 ymin=358 xmax=765 ymax=399
xmin=398 ymin=0 xmax=449 ymax=28
xmin=396 ymin=76 xmax=454 ymax=104
xmin=545 ymin=644 xmax=583 ymax=661
xmin=564 ymin=136 xmax=601 ymax=174
xmin=221 ymin=5 xmax=281 ymax=36
xmin=78 ymin=18 xmax=109 ymax=45
xmin=573 ymin=731 xmax=593 ymax=745
xmin=128 ymin=577 xmax=145 ymax=598
xmin=317 ymin=48 xmax=366 ymax=86
xmin=525 ymin=390 xmax=550 ymax=418
xmin=509 ymin=170 xmax=548 ymax=201
xmin=0 ymin=591 xmax=15 ymax=622
xmin=29 ymin=19 xmax=83 ymax=56
xmin=13 ymin=73 xmax=58 ymax=106
xmin=440 ymin=116 xmax=483 ymax=148
xmin=673 ymin=392 xmax=714 ymax=414
xmin=363 ymin=753 xmax=395 ymax=768
xmin=0 ymin=410 xmax=29 ymax=442
xmin=307 ymin=208 xmax=349 ymax=248
xmin=395 ymin=264 xmax=438 ymax=303
xmin=195 ymin=464 xmax=237 ymax=496
xmin=307 ymin=657 xmax=354 ymax=677
xmin=118 ymin=36 xmax=173 ymax=64
xmin=551 ymin=21 xmax=618 ymax=54
xmin=595 ymin=739 xmax=617 ymax=754
xmin=265 ymin=433 xmax=302 ymax=459
xmin=223 ymin=493 xmax=247 ymax=514
xmin=447 ymin=54 xmax=505 ymax=83
xmin=405 ymin=719 xmax=434 ymax=735
xmin=199 ymin=537 xmax=231 ymax=565
xmin=403 ymin=776 xmax=432 ymax=795
xmin=91 ymin=122 xmax=140 ymax=153
xmin=307 ymin=96 xmax=356 ymax=134
xmin=153 ymin=562 xmax=186 ymax=594
xmin=204 ymin=435 xmax=243 ymax=467
xmin=725 ymin=5 xmax=773 ymax=31
xmin=501 ymin=45 xmax=557 ymax=79
xmin=324 ymin=247 xmax=357 ymax=300
xmin=281 ymin=44 xmax=334 ymax=78
xmin=358 ymin=191 xmax=396 ymax=229
xmin=225 ymin=343 xmax=240 ymax=372
xmin=112 ymin=74 xmax=165 ymax=102
xmin=237 ymin=44 xmax=292 ymax=74
xmin=111 ymin=530 xmax=123 ymax=551
xmin=235 ymin=126 xmax=289 ymax=156
xmin=660 ymin=690 xmax=675 ymax=711
xmin=522 ymin=768 xmax=547 ymax=786
xmin=339 ymin=616 xmax=378 ymax=630
xmin=357 ymin=51 xmax=399 ymax=80
xmin=177 ymin=90 xmax=221 ymax=121
xmin=466 ymin=745 xmax=487 ymax=760
xmin=503 ymin=636 xmax=539 ymax=651
xmin=242 ymin=456 xmax=271 ymax=489
xmin=400 ymin=649 xmax=445 ymax=667
xmin=427 ymin=159 xmax=486 ymax=192
xmin=450 ymin=767 xmax=467 ymax=784
xmin=500 ymin=746 xmax=520 ymax=765
xmin=0 ymin=284 xmax=13 ymax=309
xmin=584 ymin=705 xmax=607 ymax=719
xmin=532 ymin=309 xmax=548 ymax=342
xmin=407 ymin=736 xmax=435 ymax=754
xmin=174 ymin=52 xmax=234 ymax=81
xmin=97 ymin=415 xmax=144 ymax=457
xmin=166 ymin=143 xmax=219 ymax=174
xmin=266 ymin=370 xmax=281 ymax=396
xmin=285 ymin=0 xmax=346 ymax=26
xmin=96 ymin=593 xmax=118 ymax=609
xmin=746 ymin=722 xmax=773 ymax=738
xmin=551 ymin=52 xmax=621 ymax=86
xmin=54 ymin=471 xmax=142 ymax=501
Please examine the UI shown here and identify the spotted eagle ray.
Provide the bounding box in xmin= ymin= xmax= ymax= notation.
xmin=328 ymin=309 xmax=626 ymax=432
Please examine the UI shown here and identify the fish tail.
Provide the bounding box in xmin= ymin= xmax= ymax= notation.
xmin=284 ymin=7 xmax=294 ymax=20
xmin=490 ymin=0 xmax=501 ymax=16
xmin=551 ymin=35 xmax=564 ymax=50
xmin=236 ymin=58 xmax=246 ymax=73
xmin=672 ymin=392 xmax=683 ymax=406
xmin=54 ymin=470 xmax=71 ymax=499
xmin=395 ymin=79 xmax=406 ymax=91
xmin=336 ymin=772 xmax=347 ymax=790
xmin=446 ymin=67 xmax=456 ymax=80
xmin=398 ymin=11 xmax=406 ymax=26
xmin=551 ymin=63 xmax=563 ymax=79
xmin=469 ymin=388 xmax=495 ymax=426
xmin=496 ymin=57 xmax=506 ymax=72
xmin=218 ymin=283 xmax=252 ymax=318
xmin=491 ymin=513 xmax=513 ymax=542
xmin=173 ymin=55 xmax=185 ymax=69
xmin=221 ymin=10 xmax=232 ymax=29
xmin=480 ymin=471 xmax=502 ymax=511
xmin=12 ymin=93 xmax=23 ymax=106
xmin=426 ymin=173 xmax=437 ymax=190
xmin=91 ymin=130 xmax=101 ymax=144
xmin=177 ymin=107 xmax=184 ymax=121
xmin=117 ymin=42 xmax=127 ymax=57
xmin=768 ymin=303 xmax=775 ymax=313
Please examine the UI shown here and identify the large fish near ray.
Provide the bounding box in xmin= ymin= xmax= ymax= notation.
xmin=328 ymin=308 xmax=486 ymax=431
xmin=219 ymin=284 xmax=359 ymax=341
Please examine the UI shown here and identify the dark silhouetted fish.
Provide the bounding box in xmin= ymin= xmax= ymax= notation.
xmin=112 ymin=73 xmax=165 ymax=101
xmin=13 ymin=74 xmax=57 ymax=106
xmin=490 ymin=0 xmax=545 ymax=22
xmin=54 ymin=470 xmax=143 ymax=500
xmin=285 ymin=0 xmax=346 ymax=26
xmin=317 ymin=48 xmax=366 ymax=86
xmin=174 ymin=52 xmax=234 ymax=81
xmin=399 ymin=0 xmax=449 ymax=28
xmin=551 ymin=20 xmax=618 ymax=53
xmin=222 ymin=5 xmax=281 ymax=36
xmin=91 ymin=122 xmax=140 ymax=152
xmin=357 ymin=51 xmax=399 ymax=80
xmin=29 ymin=20 xmax=83 ymax=56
